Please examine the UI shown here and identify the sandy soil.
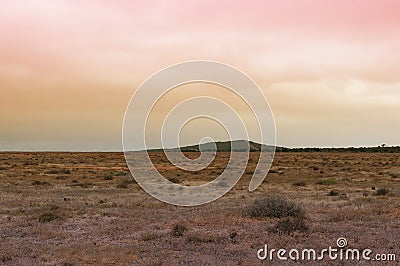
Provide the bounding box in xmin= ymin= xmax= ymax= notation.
xmin=0 ymin=152 xmax=399 ymax=265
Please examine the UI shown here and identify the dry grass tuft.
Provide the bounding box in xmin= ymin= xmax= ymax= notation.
xmin=273 ymin=217 xmax=308 ymax=235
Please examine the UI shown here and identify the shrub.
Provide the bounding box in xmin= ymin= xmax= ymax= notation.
xmin=45 ymin=169 xmax=60 ymax=174
xmin=246 ymin=195 xmax=305 ymax=218
xmin=273 ymin=217 xmax=308 ymax=235
xmin=171 ymin=224 xmax=187 ymax=237
xmin=186 ymin=233 xmax=223 ymax=243
xmin=328 ymin=190 xmax=339 ymax=196
xmin=31 ymin=180 xmax=50 ymax=186
xmin=45 ymin=169 xmax=70 ymax=174
xmin=375 ymin=188 xmax=389 ymax=196
xmin=71 ymin=182 xmax=94 ymax=188
xmin=1 ymin=255 xmax=12 ymax=263
xmin=293 ymin=181 xmax=306 ymax=187
xmin=141 ymin=232 xmax=159 ymax=241
xmin=38 ymin=211 xmax=62 ymax=223
xmin=316 ymin=179 xmax=337 ymax=185
xmin=388 ymin=172 xmax=399 ymax=179
xmin=168 ymin=177 xmax=179 ymax=184
xmin=114 ymin=171 xmax=129 ymax=176
xmin=229 ymin=231 xmax=238 ymax=243
xmin=103 ymin=175 xmax=113 ymax=180
xmin=116 ymin=179 xmax=132 ymax=189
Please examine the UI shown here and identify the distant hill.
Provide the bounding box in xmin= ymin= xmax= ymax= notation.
xmin=148 ymin=140 xmax=270 ymax=152
xmin=179 ymin=140 xmax=274 ymax=152
xmin=147 ymin=140 xmax=400 ymax=153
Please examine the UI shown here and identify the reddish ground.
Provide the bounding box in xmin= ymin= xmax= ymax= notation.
xmin=0 ymin=152 xmax=399 ymax=265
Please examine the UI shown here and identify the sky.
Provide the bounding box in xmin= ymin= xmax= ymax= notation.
xmin=0 ymin=0 xmax=399 ymax=151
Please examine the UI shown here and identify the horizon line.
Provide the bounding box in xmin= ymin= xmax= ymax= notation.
xmin=1 ymin=145 xmax=399 ymax=153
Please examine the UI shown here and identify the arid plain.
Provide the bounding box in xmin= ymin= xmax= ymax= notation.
xmin=0 ymin=152 xmax=399 ymax=265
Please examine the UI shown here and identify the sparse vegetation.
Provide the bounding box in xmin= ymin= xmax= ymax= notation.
xmin=1 ymin=255 xmax=12 ymax=263
xmin=375 ymin=188 xmax=390 ymax=196
xmin=114 ymin=171 xmax=129 ymax=176
xmin=168 ymin=177 xmax=179 ymax=183
xmin=141 ymin=232 xmax=159 ymax=241
xmin=388 ymin=172 xmax=399 ymax=179
xmin=316 ymin=179 xmax=337 ymax=185
xmin=45 ymin=169 xmax=60 ymax=174
xmin=1 ymin=151 xmax=399 ymax=264
xmin=104 ymin=174 xmax=113 ymax=180
xmin=186 ymin=232 xmax=224 ymax=244
xmin=31 ymin=180 xmax=50 ymax=186
xmin=38 ymin=206 xmax=63 ymax=223
xmin=171 ymin=224 xmax=187 ymax=237
xmin=116 ymin=179 xmax=132 ymax=189
xmin=293 ymin=181 xmax=306 ymax=187
xmin=45 ymin=169 xmax=71 ymax=174
xmin=273 ymin=217 xmax=308 ymax=234
xmin=229 ymin=231 xmax=238 ymax=243
xmin=38 ymin=212 xmax=62 ymax=223
xmin=328 ymin=190 xmax=339 ymax=196
xmin=70 ymin=182 xmax=94 ymax=188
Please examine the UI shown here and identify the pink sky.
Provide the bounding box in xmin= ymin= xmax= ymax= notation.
xmin=1 ymin=0 xmax=399 ymax=150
